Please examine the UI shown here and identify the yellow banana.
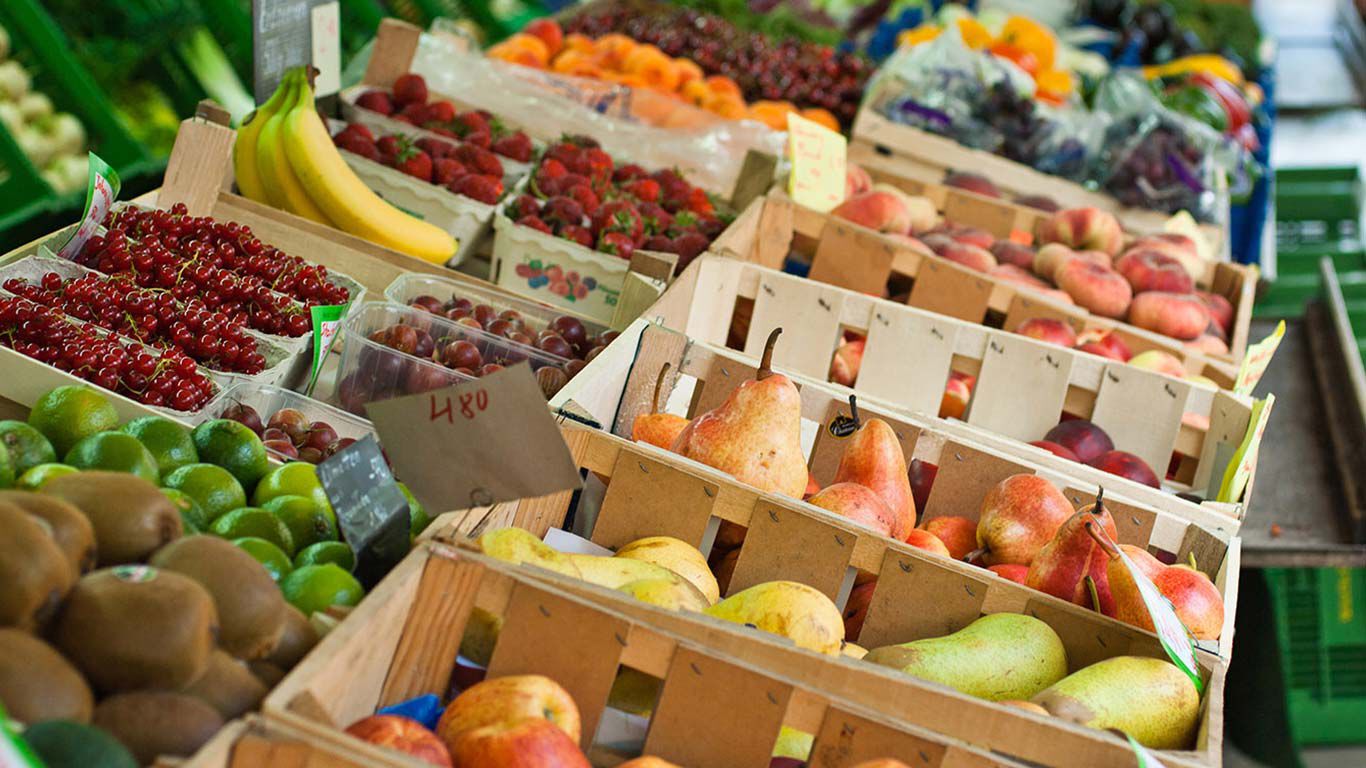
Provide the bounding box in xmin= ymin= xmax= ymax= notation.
xmin=281 ymin=76 xmax=456 ymax=262
xmin=256 ymin=70 xmax=333 ymax=226
xmin=233 ymin=75 xmax=292 ymax=203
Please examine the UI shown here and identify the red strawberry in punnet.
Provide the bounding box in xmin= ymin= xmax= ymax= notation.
xmin=399 ymin=102 xmax=430 ymax=124
xmin=671 ymin=232 xmax=709 ymax=261
xmin=559 ymin=224 xmax=594 ymax=248
xmin=454 ymin=174 xmax=503 ymax=205
xmin=355 ymin=90 xmax=394 ymax=115
xmin=642 ymin=235 xmax=673 ymax=252
xmin=424 ymin=100 xmax=456 ymax=124
xmin=592 ymin=200 xmax=644 ymax=242
xmin=517 ymin=215 xmax=553 ymax=234
xmin=417 ymin=137 xmax=456 ymax=159
xmin=510 ymin=194 xmax=541 ymax=219
xmin=491 ymin=133 xmax=533 ymax=162
xmin=566 ymin=184 xmax=600 ymax=215
xmin=613 ymin=163 xmax=647 ymax=183
xmin=454 ymin=111 xmax=490 ymax=137
xmin=455 ymin=145 xmax=503 ymax=178
xmin=686 ymin=187 xmax=715 ymax=215
xmin=395 ymin=147 xmax=433 ymax=182
xmin=584 ymin=148 xmax=613 ymax=179
xmin=599 ymin=232 xmax=636 ymax=259
xmin=392 ymin=73 xmax=428 ymax=106
xmin=626 ymin=178 xmax=661 ymax=203
xmin=337 ymin=122 xmax=374 ymax=143
xmin=377 ymin=135 xmax=404 ymax=160
xmin=542 ymin=197 xmax=585 ymax=227
xmin=433 ymin=158 xmax=467 ymax=186
xmin=463 ymin=130 xmax=491 ymax=149
xmin=638 ymin=202 xmax=672 ymax=234
xmin=336 ymin=135 xmax=380 ymax=162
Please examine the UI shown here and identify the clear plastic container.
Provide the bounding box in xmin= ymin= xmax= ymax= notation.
xmin=333 ymin=302 xmax=574 ymax=418
xmin=383 ymin=272 xmax=612 ymax=365
xmin=203 ymin=382 xmax=375 ymax=463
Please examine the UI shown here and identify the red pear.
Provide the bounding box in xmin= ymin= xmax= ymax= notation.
xmin=631 ymin=362 xmax=689 ymax=449
xmin=1025 ymin=491 xmax=1119 ymax=611
xmin=988 ymin=564 xmax=1029 ymax=584
xmin=1106 ymin=545 xmax=1224 ymax=640
xmin=807 ymin=483 xmax=897 ymax=538
xmin=976 ymin=475 xmax=1073 ymax=566
xmin=832 ymin=396 xmax=915 ymax=538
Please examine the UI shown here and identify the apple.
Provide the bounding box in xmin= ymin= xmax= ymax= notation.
xmin=1042 ymin=420 xmax=1114 ymax=465
xmin=1090 ymin=450 xmax=1161 ymax=488
xmin=438 ymin=675 xmax=581 ymax=750
xmin=346 ymin=715 xmax=452 ymax=766
xmin=829 ymin=336 xmax=866 ymax=387
xmin=447 ymin=718 xmax=589 ymax=768
xmin=907 ymin=459 xmax=937 ymax=517
xmin=939 ymin=372 xmax=973 ymax=419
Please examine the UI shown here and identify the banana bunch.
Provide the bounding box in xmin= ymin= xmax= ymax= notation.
xmin=233 ymin=68 xmax=456 ymax=263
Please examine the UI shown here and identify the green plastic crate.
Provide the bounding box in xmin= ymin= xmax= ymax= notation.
xmin=1259 ymin=167 xmax=1365 ymax=318
xmin=1267 ymin=568 xmax=1366 ymax=746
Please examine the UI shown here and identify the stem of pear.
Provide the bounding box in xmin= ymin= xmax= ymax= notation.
xmin=757 ymin=328 xmax=782 ymax=381
xmin=1085 ymin=518 xmax=1121 ymax=560
xmin=651 ymin=362 xmax=671 ymax=415
xmin=848 ymin=394 xmax=861 ymax=428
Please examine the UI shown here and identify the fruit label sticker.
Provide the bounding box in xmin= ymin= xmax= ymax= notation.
xmin=309 ymin=2 xmax=341 ymax=97
xmin=111 ymin=565 xmax=155 ymax=583
xmin=1217 ymin=393 xmax=1274 ymax=503
xmin=1233 ymin=320 xmax=1285 ymax=396
xmin=365 ymin=365 xmax=581 ymax=513
xmin=1127 ymin=734 xmax=1169 ymax=767
xmin=306 ymin=303 xmax=350 ymax=395
xmin=56 ymin=153 xmax=121 ymax=261
xmin=1115 ymin=546 xmax=1204 ymax=694
xmin=316 ymin=434 xmax=409 ymax=589
xmin=786 ymin=112 xmax=847 ymax=213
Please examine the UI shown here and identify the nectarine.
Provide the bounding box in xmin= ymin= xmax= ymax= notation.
xmin=1128 ymin=292 xmax=1209 ymax=340
xmin=1015 ymin=317 xmax=1077 ymax=347
xmin=1056 ymin=259 xmax=1132 ymax=318
xmin=1038 ymin=207 xmax=1124 ymax=256
xmin=1115 ymin=249 xmax=1193 ymax=294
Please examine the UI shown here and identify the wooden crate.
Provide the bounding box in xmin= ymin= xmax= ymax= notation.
xmin=642 ymin=256 xmax=1264 ymax=514
xmin=177 ymin=715 xmax=398 ymax=768
xmin=264 ymin=540 xmax=1224 ymax=768
xmin=711 ymin=192 xmax=1256 ymax=374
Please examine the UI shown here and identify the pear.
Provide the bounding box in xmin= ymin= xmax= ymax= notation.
xmin=631 ymin=363 xmax=690 ymax=450
xmin=477 ymin=528 xmax=581 ymax=578
xmin=671 ymin=329 xmax=807 ymax=498
xmin=832 ymin=396 xmax=915 ymax=537
xmin=705 ymin=581 xmax=844 ymax=655
xmin=1031 ymin=656 xmax=1200 ymax=749
xmin=976 ymin=475 xmax=1074 ymax=566
xmin=864 ymin=613 xmax=1067 ymax=701
xmin=568 ymin=553 xmax=686 ymax=590
xmin=807 ymin=483 xmax=897 ymax=538
xmin=1025 ymin=490 xmax=1118 ymax=611
xmin=1107 ymin=546 xmax=1225 ymax=640
xmin=615 ymin=536 xmax=719 ymax=604
xmin=617 ymin=578 xmax=710 ymax=612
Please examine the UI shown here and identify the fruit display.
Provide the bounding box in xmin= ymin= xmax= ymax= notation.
xmin=331 ymin=121 xmax=509 ymax=205
xmin=208 ymin=383 xmax=371 ymax=466
xmin=896 ymin=11 xmax=1078 ymax=104
xmin=0 ymin=25 xmax=89 ymax=195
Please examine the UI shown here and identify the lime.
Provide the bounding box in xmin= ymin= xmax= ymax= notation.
xmin=16 ymin=463 xmax=78 ymax=490
xmin=234 ymin=537 xmax=293 ymax=582
xmin=263 ymin=494 xmax=337 ymax=551
xmin=64 ymin=432 xmax=160 ymax=483
xmin=122 ymin=417 xmax=198 ymax=477
xmin=293 ymin=541 xmax=356 ymax=571
xmin=0 ymin=420 xmax=56 ymax=475
xmin=281 ymin=563 xmax=364 ymax=617
xmin=162 ymin=463 xmax=247 ymax=524
xmin=252 ymin=462 xmax=333 ymax=517
xmin=192 ymin=419 xmax=270 ymax=494
xmin=398 ymin=482 xmax=431 ymax=541
xmin=28 ymin=385 xmax=120 ymax=456
xmin=210 ymin=507 xmax=295 ymax=555
xmin=162 ymin=488 xmax=210 ymax=533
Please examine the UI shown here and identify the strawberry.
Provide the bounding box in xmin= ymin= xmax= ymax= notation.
xmin=558 ymin=173 xmax=590 ymax=194
xmin=454 ymin=112 xmax=489 ymax=137
xmin=454 ymin=145 xmax=503 ymax=178
xmin=399 ymin=102 xmax=431 ymax=124
xmin=559 ymin=224 xmax=594 ymax=248
xmin=697 ymin=215 xmax=725 ymax=238
xmin=417 ymin=137 xmax=456 ymax=160
xmin=354 ymin=90 xmax=394 ymax=115
xmin=545 ymin=143 xmax=581 ymax=171
xmin=584 ymin=148 xmax=613 ymax=179
xmin=652 ymin=168 xmax=690 ymax=198
xmin=376 ymin=135 xmax=404 ymax=160
xmin=542 ymin=196 xmax=585 ymax=226
xmin=642 ymin=235 xmax=674 ymax=252
xmin=598 ymin=232 xmax=636 ymax=259
xmin=510 ymin=194 xmax=541 ymax=219
xmin=517 ymin=215 xmax=553 ymax=234
xmin=395 ymin=146 xmax=433 ymax=182
xmin=463 ymin=130 xmax=491 ymax=149
xmin=538 ymin=158 xmax=568 ymax=180
xmin=566 ymin=185 xmax=600 ymax=215
xmin=336 ymin=122 xmax=374 ymax=143
xmin=392 ymin=73 xmax=428 ymax=107
xmin=491 ymin=133 xmax=533 ymax=163
xmin=425 ymin=100 xmax=457 ymax=124
xmin=671 ymin=232 xmax=709 ymax=261
xmin=454 ymin=174 xmax=503 ymax=205
xmin=612 ymin=163 xmax=647 ymax=183
xmin=430 ymin=126 xmax=459 ymax=139
xmin=592 ymin=200 xmax=644 ymax=241
xmin=336 ymin=134 xmax=380 ymax=162
xmin=625 ymin=178 xmax=661 ymax=203
xmin=433 ymin=158 xmax=467 ymax=186
xmin=638 ymin=202 xmax=672 ymax=234
xmin=686 ymin=187 xmax=714 ymax=215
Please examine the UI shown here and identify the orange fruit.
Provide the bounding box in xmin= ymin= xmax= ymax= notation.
xmin=704 ymin=75 xmax=741 ymax=98
xmin=562 ymin=33 xmax=594 ymax=55
xmin=748 ymin=100 xmax=796 ymax=130
xmin=674 ymin=58 xmax=703 ymax=87
xmin=680 ymin=79 xmax=711 ymax=106
xmin=799 ymin=107 xmax=841 ymax=132
xmin=593 ymin=33 xmax=637 ymax=69
xmin=703 ymin=91 xmax=747 ymax=119
xmin=522 ymin=18 xmax=564 ymax=57
xmin=551 ymin=48 xmax=589 ymax=74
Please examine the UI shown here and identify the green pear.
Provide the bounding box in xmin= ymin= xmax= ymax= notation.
xmin=864 ymin=613 xmax=1067 ymax=701
xmin=705 ymin=581 xmax=844 ymax=655
xmin=1031 ymin=656 xmax=1200 ymax=750
xmin=477 ymin=528 xmax=581 ymax=578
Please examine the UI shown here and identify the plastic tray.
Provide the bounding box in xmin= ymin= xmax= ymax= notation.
xmin=333 ymin=302 xmax=573 ymax=417
xmin=203 ymin=382 xmax=376 ymax=463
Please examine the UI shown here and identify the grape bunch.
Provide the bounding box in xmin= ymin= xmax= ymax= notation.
xmin=0 ymin=296 xmax=215 ymax=411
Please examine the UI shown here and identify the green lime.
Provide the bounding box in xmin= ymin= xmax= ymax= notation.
xmin=28 ymin=385 xmax=120 ymax=456
xmin=210 ymin=507 xmax=295 ymax=555
xmin=192 ymin=419 xmax=270 ymax=494
xmin=64 ymin=432 xmax=160 ymax=483
xmin=162 ymin=463 xmax=247 ymax=524
xmin=0 ymin=420 xmax=56 ymax=475
xmin=252 ymin=462 xmax=332 ymax=517
xmin=162 ymin=488 xmax=210 ymax=532
xmin=293 ymin=541 xmax=356 ymax=571
xmin=16 ymin=463 xmax=78 ymax=490
xmin=122 ymin=416 xmax=198 ymax=477
xmin=398 ymin=482 xmax=431 ymax=541
xmin=263 ymin=494 xmax=337 ymax=550
xmin=234 ymin=536 xmax=293 ymax=582
xmin=281 ymin=563 xmax=364 ymax=617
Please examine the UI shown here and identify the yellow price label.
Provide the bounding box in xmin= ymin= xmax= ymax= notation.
xmin=786 ymin=112 xmax=847 ymax=213
xmin=1218 ymin=393 xmax=1274 ymax=503
xmin=1234 ymin=320 xmax=1284 ymax=396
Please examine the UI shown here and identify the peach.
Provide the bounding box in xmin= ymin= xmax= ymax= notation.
xmin=905 ymin=528 xmax=951 ymax=557
xmin=872 ymin=183 xmax=937 ymax=233
xmin=1185 ymin=334 xmax=1229 ymax=355
xmin=939 ymin=374 xmax=972 ymax=419
xmin=988 ymin=564 xmax=1029 ymax=584
xmin=1033 ymin=243 xmax=1111 ymax=282
xmin=1015 ymin=193 xmax=1061 ymax=212
xmin=946 ymin=225 xmax=996 ymax=250
xmin=1015 ymin=317 xmax=1077 ymax=347
xmin=845 ymin=164 xmax=872 ymax=198
xmin=1090 ymin=450 xmax=1160 ymax=488
xmin=1074 ymin=329 xmax=1132 ymax=362
xmin=1130 ymin=234 xmax=1202 ymax=278
xmin=921 ymin=516 xmax=977 ymax=560
xmin=991 ymin=263 xmax=1051 ymax=291
xmin=921 ymin=233 xmax=956 ymax=255
xmin=1042 ymin=420 xmax=1114 ymax=464
xmin=1197 ymin=291 xmax=1234 ymax=336
xmin=943 ymin=170 xmax=1001 ymax=198
xmin=831 ymin=190 xmax=910 ymax=234
xmin=938 ymin=242 xmax=996 ymax=273
xmin=808 ymin=483 xmax=898 ymax=538
xmin=842 ymin=582 xmax=875 ymax=641
xmin=990 ymin=241 xmax=1036 ymax=270
xmin=1029 ymin=440 xmax=1080 ymax=462
xmin=1038 ymin=207 xmax=1124 ymax=256
xmin=1129 ymin=349 xmax=1187 ymax=378
xmin=1128 ymin=292 xmax=1210 ymax=340
xmin=907 ymin=458 xmax=937 ymax=516
xmin=828 ymin=337 xmax=865 ymax=387
xmin=1056 ymin=259 xmax=1132 ymax=318
xmin=1115 ymin=249 xmax=1193 ymax=294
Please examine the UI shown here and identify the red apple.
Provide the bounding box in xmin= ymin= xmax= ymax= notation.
xmin=908 ymin=459 xmax=937 ymax=517
xmin=1042 ymin=420 xmax=1114 ymax=465
xmin=346 ymin=715 xmax=452 ymax=766
xmin=1090 ymin=450 xmax=1160 ymax=488
xmin=447 ymin=718 xmax=589 ymax=768
xmin=437 ymin=675 xmax=581 ymax=750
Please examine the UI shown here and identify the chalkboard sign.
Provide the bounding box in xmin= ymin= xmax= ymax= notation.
xmin=316 ymin=434 xmax=410 ymax=589
xmin=253 ymin=0 xmax=314 ymax=103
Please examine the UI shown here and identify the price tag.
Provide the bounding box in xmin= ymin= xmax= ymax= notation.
xmin=310 ymin=1 xmax=341 ymax=97
xmin=56 ymin=153 xmax=120 ymax=260
xmin=316 ymin=435 xmax=410 ymax=589
xmin=1233 ymin=320 xmax=1284 ymax=396
xmin=252 ymin=0 xmax=313 ymax=102
xmin=786 ymin=112 xmax=846 ymax=213
xmin=305 ymin=303 xmax=349 ymax=395
xmin=1217 ymin=393 xmax=1274 ymax=503
xmin=1107 ymin=535 xmax=1204 ymax=694
xmin=365 ymin=365 xmax=582 ymax=513
xmin=1127 ymin=734 xmax=1170 ymax=767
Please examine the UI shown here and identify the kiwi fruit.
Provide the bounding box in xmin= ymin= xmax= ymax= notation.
xmin=0 ymin=490 xmax=96 ymax=575
xmin=42 ymin=471 xmax=182 ymax=565
xmin=182 ymin=649 xmax=268 ymax=719
xmin=247 ymin=660 xmax=286 ymax=688
xmin=20 ymin=721 xmax=138 ymax=768
xmin=149 ymin=535 xmax=288 ymax=660
xmin=53 ymin=566 xmax=218 ymax=693
xmin=92 ymin=691 xmax=224 ymax=765
xmin=0 ymin=502 xmax=74 ymax=630
xmin=0 ymin=628 xmax=93 ymax=724
xmin=265 ymin=604 xmax=319 ymax=671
